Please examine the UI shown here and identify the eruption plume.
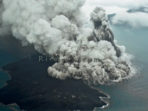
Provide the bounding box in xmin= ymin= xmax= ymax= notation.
xmin=0 ymin=0 xmax=135 ymax=85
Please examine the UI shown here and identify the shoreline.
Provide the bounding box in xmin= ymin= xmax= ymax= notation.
xmin=88 ymin=85 xmax=110 ymax=109
xmin=0 ymin=55 xmax=110 ymax=111
xmin=0 ymin=103 xmax=22 ymax=111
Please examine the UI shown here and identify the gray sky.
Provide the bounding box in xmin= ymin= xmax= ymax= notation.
xmin=82 ymin=0 xmax=148 ymax=28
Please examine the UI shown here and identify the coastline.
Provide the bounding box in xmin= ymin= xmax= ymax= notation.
xmin=0 ymin=55 xmax=110 ymax=111
xmin=89 ymin=86 xmax=110 ymax=110
xmin=0 ymin=103 xmax=22 ymax=111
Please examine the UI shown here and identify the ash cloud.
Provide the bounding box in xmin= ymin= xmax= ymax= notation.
xmin=0 ymin=0 xmax=135 ymax=85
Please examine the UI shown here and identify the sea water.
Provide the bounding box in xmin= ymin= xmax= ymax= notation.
xmin=0 ymin=51 xmax=19 ymax=110
xmin=0 ymin=37 xmax=35 ymax=111
xmin=100 ymin=25 xmax=148 ymax=111
xmin=0 ymin=25 xmax=148 ymax=111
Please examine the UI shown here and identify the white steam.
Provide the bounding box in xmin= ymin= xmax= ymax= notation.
xmin=83 ymin=0 xmax=148 ymax=28
xmin=111 ymin=11 xmax=148 ymax=28
xmin=0 ymin=0 xmax=135 ymax=85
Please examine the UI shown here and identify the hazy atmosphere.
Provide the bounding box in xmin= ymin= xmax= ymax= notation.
xmin=0 ymin=0 xmax=148 ymax=111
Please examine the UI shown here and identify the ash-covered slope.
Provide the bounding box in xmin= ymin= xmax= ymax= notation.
xmin=0 ymin=55 xmax=108 ymax=111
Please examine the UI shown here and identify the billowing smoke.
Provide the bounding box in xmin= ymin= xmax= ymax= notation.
xmin=0 ymin=0 xmax=135 ymax=85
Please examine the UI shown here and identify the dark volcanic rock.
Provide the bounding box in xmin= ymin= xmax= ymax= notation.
xmin=0 ymin=55 xmax=108 ymax=111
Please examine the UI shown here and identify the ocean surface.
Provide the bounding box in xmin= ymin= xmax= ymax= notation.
xmin=0 ymin=50 xmax=21 ymax=111
xmin=0 ymin=25 xmax=148 ymax=111
xmin=100 ymin=25 xmax=148 ymax=111
xmin=0 ymin=36 xmax=36 ymax=111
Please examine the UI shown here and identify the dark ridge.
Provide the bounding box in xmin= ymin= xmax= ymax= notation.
xmin=0 ymin=55 xmax=108 ymax=111
xmin=127 ymin=7 xmax=148 ymax=13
